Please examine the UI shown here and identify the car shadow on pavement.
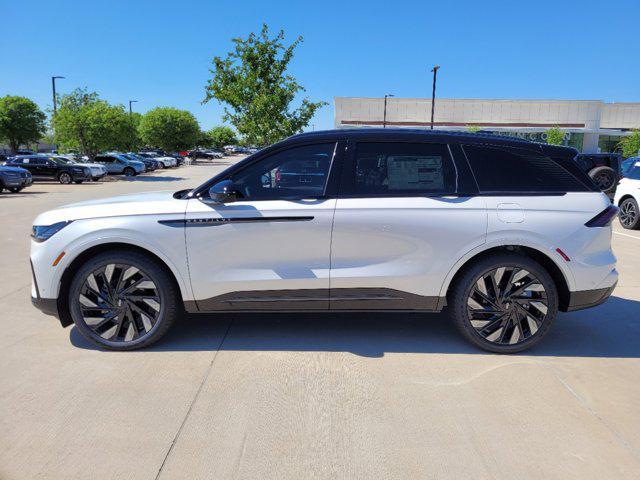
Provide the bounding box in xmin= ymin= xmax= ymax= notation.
xmin=69 ymin=295 xmax=640 ymax=358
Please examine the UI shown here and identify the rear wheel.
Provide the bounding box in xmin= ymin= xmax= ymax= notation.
xmin=58 ymin=172 xmax=72 ymax=184
xmin=619 ymin=197 xmax=640 ymax=229
xmin=449 ymin=253 xmax=558 ymax=353
xmin=68 ymin=251 xmax=179 ymax=350
xmin=589 ymin=166 xmax=617 ymax=193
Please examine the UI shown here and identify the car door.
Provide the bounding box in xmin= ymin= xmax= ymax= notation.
xmin=329 ymin=140 xmax=487 ymax=310
xmin=42 ymin=158 xmax=58 ymax=178
xmin=96 ymin=155 xmax=117 ymax=173
xmin=184 ymin=142 xmax=342 ymax=311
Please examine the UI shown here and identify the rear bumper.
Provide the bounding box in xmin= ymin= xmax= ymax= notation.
xmin=566 ymin=283 xmax=617 ymax=312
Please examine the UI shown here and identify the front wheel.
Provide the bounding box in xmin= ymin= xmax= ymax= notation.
xmin=449 ymin=253 xmax=558 ymax=353
xmin=68 ymin=251 xmax=179 ymax=350
xmin=619 ymin=197 xmax=640 ymax=230
xmin=123 ymin=167 xmax=136 ymax=177
xmin=58 ymin=172 xmax=72 ymax=184
xmin=9 ymin=187 xmax=23 ymax=193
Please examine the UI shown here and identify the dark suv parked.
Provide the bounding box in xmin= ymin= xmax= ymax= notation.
xmin=6 ymin=155 xmax=92 ymax=184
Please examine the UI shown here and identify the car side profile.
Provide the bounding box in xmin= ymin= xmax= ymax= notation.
xmin=94 ymin=153 xmax=146 ymax=176
xmin=30 ymin=129 xmax=618 ymax=353
xmin=614 ymin=159 xmax=640 ymax=229
xmin=0 ymin=164 xmax=32 ymax=192
xmin=8 ymin=155 xmax=93 ymax=184
xmin=137 ymin=152 xmax=177 ymax=168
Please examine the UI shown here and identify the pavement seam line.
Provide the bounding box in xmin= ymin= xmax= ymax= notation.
xmin=0 ymin=284 xmax=29 ymax=301
xmin=154 ymin=317 xmax=234 ymax=480
xmin=545 ymin=363 xmax=640 ymax=462
xmin=613 ymin=231 xmax=640 ymax=241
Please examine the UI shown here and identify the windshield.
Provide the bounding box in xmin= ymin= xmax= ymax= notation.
xmin=50 ymin=156 xmax=73 ymax=165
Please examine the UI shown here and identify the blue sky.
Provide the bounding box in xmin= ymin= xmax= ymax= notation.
xmin=1 ymin=0 xmax=638 ymax=132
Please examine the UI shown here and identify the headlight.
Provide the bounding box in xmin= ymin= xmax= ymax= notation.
xmin=31 ymin=221 xmax=73 ymax=243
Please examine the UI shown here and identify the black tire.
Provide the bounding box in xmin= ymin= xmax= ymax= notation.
xmin=589 ymin=166 xmax=617 ymax=193
xmin=9 ymin=187 xmax=23 ymax=193
xmin=619 ymin=197 xmax=640 ymax=230
xmin=58 ymin=172 xmax=72 ymax=184
xmin=158 ymin=162 xmax=165 ymax=169
xmin=449 ymin=253 xmax=558 ymax=353
xmin=123 ymin=167 xmax=136 ymax=177
xmin=68 ymin=250 xmax=179 ymax=350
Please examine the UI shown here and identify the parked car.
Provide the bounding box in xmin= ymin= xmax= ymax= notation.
xmin=7 ymin=155 xmax=92 ymax=184
xmin=123 ymin=153 xmax=158 ymax=172
xmin=621 ymin=157 xmax=638 ymax=177
xmin=30 ymin=129 xmax=618 ymax=353
xmin=54 ymin=155 xmax=107 ymax=181
xmin=137 ymin=152 xmax=177 ymax=168
xmin=614 ymin=159 xmax=640 ymax=229
xmin=574 ymin=153 xmax=622 ymax=194
xmin=189 ymin=149 xmax=224 ymax=160
xmin=0 ymin=165 xmax=32 ymax=193
xmin=94 ymin=154 xmax=146 ymax=176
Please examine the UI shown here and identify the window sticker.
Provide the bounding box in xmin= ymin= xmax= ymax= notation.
xmin=387 ymin=155 xmax=444 ymax=190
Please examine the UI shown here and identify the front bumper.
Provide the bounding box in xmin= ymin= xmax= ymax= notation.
xmin=3 ymin=176 xmax=32 ymax=187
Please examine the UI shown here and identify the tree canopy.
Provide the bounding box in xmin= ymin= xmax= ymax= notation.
xmin=619 ymin=130 xmax=640 ymax=158
xmin=0 ymin=95 xmax=46 ymax=153
xmin=52 ymin=88 xmax=135 ymax=159
xmin=138 ymin=107 xmax=200 ymax=152
xmin=207 ymin=126 xmax=238 ymax=149
xmin=203 ymin=24 xmax=326 ymax=146
xmin=545 ymin=126 xmax=565 ymax=146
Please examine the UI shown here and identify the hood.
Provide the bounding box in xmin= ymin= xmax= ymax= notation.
xmin=0 ymin=165 xmax=29 ymax=174
xmin=33 ymin=190 xmax=188 ymax=225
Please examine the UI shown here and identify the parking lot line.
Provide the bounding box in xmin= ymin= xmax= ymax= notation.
xmin=614 ymin=231 xmax=640 ymax=241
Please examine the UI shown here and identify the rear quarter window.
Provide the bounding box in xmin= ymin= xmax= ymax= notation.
xmin=463 ymin=144 xmax=590 ymax=193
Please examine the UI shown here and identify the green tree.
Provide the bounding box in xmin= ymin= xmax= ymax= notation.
xmin=207 ymin=125 xmax=238 ymax=149
xmin=0 ymin=95 xmax=46 ymax=153
xmin=545 ymin=126 xmax=565 ymax=146
xmin=203 ymin=24 xmax=326 ymax=146
xmin=52 ymin=88 xmax=134 ymax=159
xmin=618 ymin=130 xmax=640 ymax=158
xmin=138 ymin=107 xmax=200 ymax=151
xmin=467 ymin=125 xmax=481 ymax=133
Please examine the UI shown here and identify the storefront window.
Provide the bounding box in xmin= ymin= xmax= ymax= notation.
xmin=598 ymin=135 xmax=623 ymax=153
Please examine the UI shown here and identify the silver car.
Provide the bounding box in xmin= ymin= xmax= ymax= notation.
xmin=94 ymin=154 xmax=146 ymax=176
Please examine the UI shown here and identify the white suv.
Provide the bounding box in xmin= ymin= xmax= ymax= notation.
xmin=614 ymin=158 xmax=640 ymax=229
xmin=30 ymin=130 xmax=618 ymax=353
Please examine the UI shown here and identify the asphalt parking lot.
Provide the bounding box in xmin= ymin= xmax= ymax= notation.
xmin=1 ymin=163 xmax=639 ymax=480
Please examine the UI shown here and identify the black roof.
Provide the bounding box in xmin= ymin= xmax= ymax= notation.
xmin=282 ymin=128 xmax=577 ymax=157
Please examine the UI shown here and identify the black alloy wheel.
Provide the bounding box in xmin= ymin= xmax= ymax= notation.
xmin=450 ymin=253 xmax=558 ymax=353
xmin=69 ymin=251 xmax=179 ymax=350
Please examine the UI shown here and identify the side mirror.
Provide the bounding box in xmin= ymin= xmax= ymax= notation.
xmin=207 ymin=179 xmax=239 ymax=204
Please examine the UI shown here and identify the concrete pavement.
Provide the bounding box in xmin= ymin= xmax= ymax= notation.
xmin=1 ymin=164 xmax=639 ymax=479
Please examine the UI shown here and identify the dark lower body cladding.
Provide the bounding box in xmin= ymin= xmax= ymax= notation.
xmin=565 ymin=283 xmax=617 ymax=312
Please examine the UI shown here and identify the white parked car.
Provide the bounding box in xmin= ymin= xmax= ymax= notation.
xmin=30 ymin=130 xmax=618 ymax=352
xmin=614 ymin=158 xmax=640 ymax=229
xmin=138 ymin=152 xmax=177 ymax=168
xmin=55 ymin=155 xmax=107 ymax=181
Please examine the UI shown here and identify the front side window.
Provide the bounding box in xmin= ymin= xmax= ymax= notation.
xmin=464 ymin=144 xmax=587 ymax=193
xmin=346 ymin=142 xmax=456 ymax=196
xmin=230 ymin=143 xmax=335 ymax=200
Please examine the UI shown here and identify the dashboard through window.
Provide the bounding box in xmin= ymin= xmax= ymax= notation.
xmin=347 ymin=142 xmax=456 ymax=196
xmin=230 ymin=143 xmax=336 ymax=200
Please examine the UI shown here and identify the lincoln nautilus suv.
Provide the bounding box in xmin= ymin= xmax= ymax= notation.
xmin=30 ymin=129 xmax=618 ymax=353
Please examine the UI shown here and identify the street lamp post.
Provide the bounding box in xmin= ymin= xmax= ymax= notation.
xmin=383 ymin=93 xmax=394 ymax=128
xmin=430 ymin=66 xmax=440 ymax=130
xmin=51 ymin=76 xmax=65 ymax=115
xmin=129 ymin=100 xmax=138 ymax=115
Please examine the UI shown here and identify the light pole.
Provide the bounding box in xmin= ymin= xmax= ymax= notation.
xmin=430 ymin=66 xmax=440 ymax=130
xmin=51 ymin=76 xmax=65 ymax=115
xmin=129 ymin=100 xmax=138 ymax=115
xmin=383 ymin=93 xmax=394 ymax=128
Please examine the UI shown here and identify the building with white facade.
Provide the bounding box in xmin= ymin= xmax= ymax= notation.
xmin=334 ymin=97 xmax=640 ymax=153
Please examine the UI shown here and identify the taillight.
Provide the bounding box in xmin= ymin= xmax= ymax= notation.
xmin=585 ymin=205 xmax=619 ymax=227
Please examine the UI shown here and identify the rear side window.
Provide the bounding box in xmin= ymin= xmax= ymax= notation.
xmin=345 ymin=142 xmax=456 ymax=196
xmin=463 ymin=144 xmax=588 ymax=193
